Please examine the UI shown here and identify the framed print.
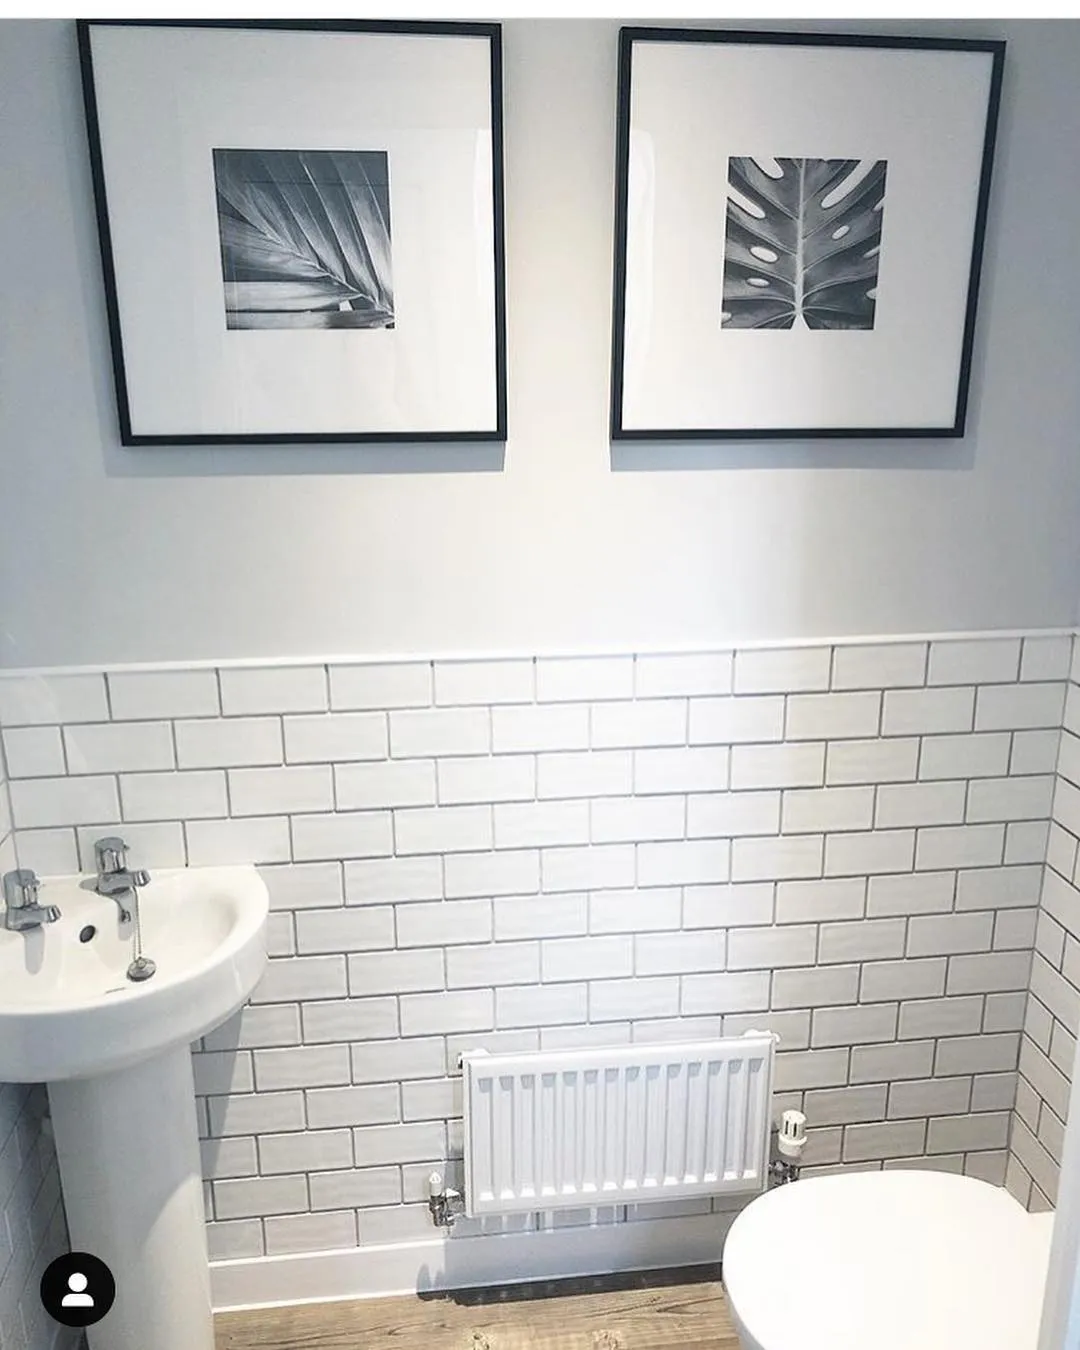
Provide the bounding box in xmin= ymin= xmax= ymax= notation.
xmin=77 ymin=20 xmax=507 ymax=444
xmin=610 ymin=28 xmax=1005 ymax=440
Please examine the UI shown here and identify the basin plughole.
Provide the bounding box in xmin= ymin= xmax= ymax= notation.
xmin=0 ymin=865 xmax=269 ymax=1350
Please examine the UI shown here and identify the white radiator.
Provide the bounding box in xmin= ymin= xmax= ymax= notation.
xmin=461 ymin=1035 xmax=775 ymax=1218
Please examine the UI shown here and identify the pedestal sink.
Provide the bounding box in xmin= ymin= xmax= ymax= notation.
xmin=0 ymin=865 xmax=269 ymax=1350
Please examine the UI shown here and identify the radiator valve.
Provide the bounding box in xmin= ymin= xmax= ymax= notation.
xmin=428 ymin=1171 xmax=465 ymax=1229
xmin=769 ymin=1109 xmax=807 ymax=1187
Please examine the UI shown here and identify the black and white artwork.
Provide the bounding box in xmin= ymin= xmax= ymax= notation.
xmin=721 ymin=157 xmax=886 ymax=331
xmin=610 ymin=28 xmax=1004 ymax=437
xmin=213 ymin=148 xmax=394 ymax=330
xmin=77 ymin=20 xmax=505 ymax=442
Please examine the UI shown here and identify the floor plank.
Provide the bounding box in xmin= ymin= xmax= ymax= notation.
xmin=215 ymin=1273 xmax=739 ymax=1350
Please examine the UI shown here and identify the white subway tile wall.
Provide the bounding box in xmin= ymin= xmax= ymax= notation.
xmin=0 ymin=740 xmax=79 ymax=1349
xmin=1008 ymin=635 xmax=1080 ymax=1210
xmin=0 ymin=635 xmax=1069 ymax=1263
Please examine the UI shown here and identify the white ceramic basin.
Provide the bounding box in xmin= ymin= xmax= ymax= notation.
xmin=0 ymin=864 xmax=268 ymax=1081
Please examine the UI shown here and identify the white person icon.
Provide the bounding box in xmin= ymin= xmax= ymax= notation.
xmin=61 ymin=1271 xmax=94 ymax=1308
xmin=40 ymin=1250 xmax=115 ymax=1327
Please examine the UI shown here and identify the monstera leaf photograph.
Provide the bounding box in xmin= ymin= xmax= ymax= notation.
xmin=612 ymin=28 xmax=1003 ymax=436
xmin=721 ymin=157 xmax=887 ymax=331
xmin=213 ymin=148 xmax=394 ymax=330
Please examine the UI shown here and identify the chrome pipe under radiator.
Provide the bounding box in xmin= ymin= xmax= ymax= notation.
xmin=461 ymin=1034 xmax=776 ymax=1219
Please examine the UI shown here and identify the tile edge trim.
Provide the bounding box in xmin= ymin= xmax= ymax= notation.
xmin=1 ymin=627 xmax=1075 ymax=680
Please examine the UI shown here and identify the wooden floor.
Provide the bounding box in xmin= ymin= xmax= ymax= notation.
xmin=214 ymin=1268 xmax=739 ymax=1350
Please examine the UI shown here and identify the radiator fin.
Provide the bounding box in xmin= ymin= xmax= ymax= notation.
xmin=462 ymin=1036 xmax=775 ymax=1218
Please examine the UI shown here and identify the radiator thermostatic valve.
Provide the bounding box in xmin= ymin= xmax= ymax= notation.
xmin=428 ymin=1171 xmax=465 ymax=1229
xmin=777 ymin=1109 xmax=807 ymax=1160
xmin=769 ymin=1109 xmax=807 ymax=1187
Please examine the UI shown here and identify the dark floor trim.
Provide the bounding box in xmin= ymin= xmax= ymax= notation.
xmin=424 ymin=1262 xmax=723 ymax=1306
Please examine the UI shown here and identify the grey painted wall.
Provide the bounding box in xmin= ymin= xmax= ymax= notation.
xmin=3 ymin=20 xmax=1080 ymax=667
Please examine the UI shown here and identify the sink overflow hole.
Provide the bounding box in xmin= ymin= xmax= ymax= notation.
xmin=78 ymin=925 xmax=96 ymax=943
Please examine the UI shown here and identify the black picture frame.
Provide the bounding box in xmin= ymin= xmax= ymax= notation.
xmin=610 ymin=27 xmax=1006 ymax=441
xmin=77 ymin=19 xmax=508 ymax=445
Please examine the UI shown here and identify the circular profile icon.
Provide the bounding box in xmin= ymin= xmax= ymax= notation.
xmin=40 ymin=1251 xmax=115 ymax=1327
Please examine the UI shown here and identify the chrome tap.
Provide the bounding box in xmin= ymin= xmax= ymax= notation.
xmin=93 ymin=837 xmax=149 ymax=923
xmin=3 ymin=869 xmax=61 ymax=931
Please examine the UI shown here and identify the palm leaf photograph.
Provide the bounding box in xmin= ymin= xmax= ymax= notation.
xmin=213 ymin=148 xmax=394 ymax=330
xmin=78 ymin=20 xmax=506 ymax=441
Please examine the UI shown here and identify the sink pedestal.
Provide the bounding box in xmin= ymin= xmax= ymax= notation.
xmin=0 ymin=864 xmax=268 ymax=1349
xmin=49 ymin=1043 xmax=214 ymax=1350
